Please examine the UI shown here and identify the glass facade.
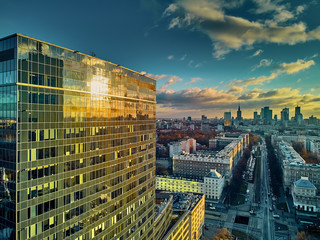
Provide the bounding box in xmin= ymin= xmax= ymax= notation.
xmin=0 ymin=34 xmax=156 ymax=240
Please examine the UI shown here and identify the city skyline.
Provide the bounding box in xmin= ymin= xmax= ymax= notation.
xmin=1 ymin=0 xmax=320 ymax=118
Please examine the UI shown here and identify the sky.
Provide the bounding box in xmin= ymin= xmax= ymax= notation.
xmin=1 ymin=0 xmax=320 ymax=119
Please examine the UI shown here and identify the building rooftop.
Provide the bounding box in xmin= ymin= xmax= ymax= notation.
xmin=205 ymin=169 xmax=222 ymax=179
xmin=294 ymin=177 xmax=316 ymax=189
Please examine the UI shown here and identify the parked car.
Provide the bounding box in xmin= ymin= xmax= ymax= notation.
xmin=249 ymin=209 xmax=256 ymax=215
xmin=273 ymin=214 xmax=280 ymax=218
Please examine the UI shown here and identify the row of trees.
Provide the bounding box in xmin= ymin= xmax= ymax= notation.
xmin=265 ymin=136 xmax=282 ymax=197
xmin=228 ymin=134 xmax=260 ymax=201
xmin=292 ymin=142 xmax=320 ymax=164
xmin=157 ymin=130 xmax=216 ymax=146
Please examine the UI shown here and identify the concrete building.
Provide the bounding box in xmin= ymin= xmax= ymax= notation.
xmin=173 ymin=134 xmax=249 ymax=180
xmin=274 ymin=139 xmax=320 ymax=192
xmin=306 ymin=137 xmax=320 ymax=156
xmin=203 ymin=169 xmax=225 ymax=200
xmin=295 ymin=106 xmax=304 ymax=125
xmin=0 ymin=34 xmax=156 ymax=240
xmin=154 ymin=195 xmax=173 ymax=240
xmin=169 ymin=142 xmax=182 ymax=158
xmin=282 ymin=163 xmax=320 ymax=192
xmin=209 ymin=133 xmax=246 ymax=150
xmin=281 ymin=107 xmax=289 ymax=124
xmin=261 ymin=106 xmax=272 ymax=124
xmin=156 ymin=169 xmax=225 ymax=200
xmin=156 ymin=192 xmax=205 ymax=240
xmin=293 ymin=177 xmax=320 ymax=212
xmin=169 ymin=138 xmax=196 ymax=158
xmin=156 ymin=176 xmax=203 ymax=194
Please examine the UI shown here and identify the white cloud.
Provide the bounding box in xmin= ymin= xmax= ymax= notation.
xmin=163 ymin=3 xmax=178 ymax=16
xmin=230 ymin=58 xmax=315 ymax=87
xmin=167 ymin=55 xmax=174 ymax=60
xmin=252 ymin=59 xmax=272 ymax=71
xmin=159 ymin=75 xmax=183 ymax=92
xmin=164 ymin=0 xmax=320 ymax=59
xmin=278 ymin=59 xmax=315 ymax=74
xmin=251 ymin=49 xmax=263 ymax=57
xmin=296 ymin=5 xmax=305 ymax=14
xmin=252 ymin=0 xmax=284 ymax=14
xmin=185 ymin=77 xmax=202 ymax=85
xmin=168 ymin=17 xmax=182 ymax=29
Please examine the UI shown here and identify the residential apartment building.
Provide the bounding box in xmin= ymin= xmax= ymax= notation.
xmin=168 ymin=138 xmax=196 ymax=158
xmin=274 ymin=139 xmax=320 ymax=192
xmin=0 ymin=34 xmax=156 ymax=240
xmin=173 ymin=134 xmax=248 ymax=180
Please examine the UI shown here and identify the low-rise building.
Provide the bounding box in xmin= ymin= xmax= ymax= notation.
xmin=283 ymin=163 xmax=320 ymax=192
xmin=156 ymin=169 xmax=225 ymax=200
xmin=156 ymin=176 xmax=203 ymax=194
xmin=293 ymin=177 xmax=320 ymax=212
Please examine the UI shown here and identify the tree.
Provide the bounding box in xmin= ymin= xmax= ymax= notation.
xmin=213 ymin=228 xmax=233 ymax=240
xmin=295 ymin=231 xmax=311 ymax=240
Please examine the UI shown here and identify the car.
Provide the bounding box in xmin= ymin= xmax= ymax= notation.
xmin=265 ymin=199 xmax=268 ymax=203
xmin=273 ymin=214 xmax=280 ymax=218
xmin=269 ymin=207 xmax=273 ymax=212
xmin=249 ymin=210 xmax=256 ymax=215
xmin=209 ymin=206 xmax=215 ymax=210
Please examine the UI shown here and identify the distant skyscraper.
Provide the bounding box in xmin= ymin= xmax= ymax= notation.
xmin=224 ymin=112 xmax=232 ymax=126
xmin=201 ymin=115 xmax=207 ymax=121
xmin=261 ymin=106 xmax=272 ymax=123
xmin=281 ymin=108 xmax=290 ymax=122
xmin=0 ymin=34 xmax=156 ymax=240
xmin=253 ymin=111 xmax=259 ymax=121
xmin=236 ymin=105 xmax=242 ymax=121
xmin=187 ymin=116 xmax=192 ymax=121
xmin=295 ymin=106 xmax=301 ymax=116
xmin=295 ymin=106 xmax=303 ymax=125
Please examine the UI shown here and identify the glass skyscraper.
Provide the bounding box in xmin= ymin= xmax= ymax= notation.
xmin=0 ymin=34 xmax=156 ymax=240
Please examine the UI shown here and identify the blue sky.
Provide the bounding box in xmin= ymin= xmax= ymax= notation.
xmin=1 ymin=0 xmax=320 ymax=119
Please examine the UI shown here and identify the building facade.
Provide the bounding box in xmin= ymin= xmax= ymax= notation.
xmin=0 ymin=34 xmax=156 ymax=240
xmin=160 ymin=193 xmax=205 ymax=240
xmin=223 ymin=112 xmax=231 ymax=127
xmin=203 ymin=170 xmax=225 ymax=200
xmin=173 ymin=134 xmax=248 ymax=180
xmin=156 ymin=170 xmax=225 ymax=201
xmin=292 ymin=177 xmax=320 ymax=212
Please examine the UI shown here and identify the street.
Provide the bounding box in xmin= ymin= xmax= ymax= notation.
xmin=203 ymin=138 xmax=299 ymax=240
